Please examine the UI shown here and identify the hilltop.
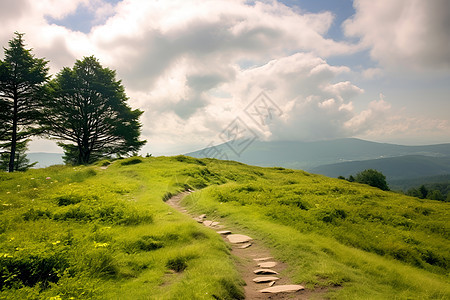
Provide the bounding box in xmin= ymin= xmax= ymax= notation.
xmin=1 ymin=156 xmax=449 ymax=299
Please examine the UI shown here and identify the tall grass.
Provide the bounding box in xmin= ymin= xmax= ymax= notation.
xmin=1 ymin=156 xmax=449 ymax=299
xmin=181 ymin=159 xmax=450 ymax=299
xmin=0 ymin=157 xmax=243 ymax=299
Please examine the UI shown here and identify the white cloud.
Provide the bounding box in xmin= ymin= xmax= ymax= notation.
xmin=1 ymin=0 xmax=449 ymax=155
xmin=344 ymin=0 xmax=450 ymax=70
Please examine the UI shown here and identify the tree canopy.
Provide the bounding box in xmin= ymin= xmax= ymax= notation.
xmin=355 ymin=169 xmax=389 ymax=191
xmin=0 ymin=32 xmax=49 ymax=172
xmin=40 ymin=56 xmax=146 ymax=165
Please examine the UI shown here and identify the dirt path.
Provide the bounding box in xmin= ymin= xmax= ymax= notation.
xmin=166 ymin=192 xmax=325 ymax=299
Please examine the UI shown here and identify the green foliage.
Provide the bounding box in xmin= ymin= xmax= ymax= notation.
xmin=120 ymin=157 xmax=143 ymax=166
xmin=0 ymin=252 xmax=69 ymax=290
xmin=0 ymin=141 xmax=36 ymax=172
xmin=40 ymin=56 xmax=145 ymax=165
xmin=354 ymin=169 xmax=389 ymax=191
xmin=407 ymin=183 xmax=449 ymax=201
xmin=0 ymin=32 xmax=49 ymax=172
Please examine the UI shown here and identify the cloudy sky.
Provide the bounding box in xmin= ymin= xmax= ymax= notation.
xmin=1 ymin=0 xmax=449 ymax=155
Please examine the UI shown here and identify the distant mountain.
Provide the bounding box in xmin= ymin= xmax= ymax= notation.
xmin=310 ymin=155 xmax=450 ymax=180
xmin=186 ymin=138 xmax=450 ymax=170
xmin=27 ymin=152 xmax=64 ymax=168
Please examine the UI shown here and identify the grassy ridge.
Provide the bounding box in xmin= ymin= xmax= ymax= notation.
xmin=0 ymin=157 xmax=243 ymax=299
xmin=1 ymin=156 xmax=449 ymax=299
xmin=180 ymin=159 xmax=450 ymax=299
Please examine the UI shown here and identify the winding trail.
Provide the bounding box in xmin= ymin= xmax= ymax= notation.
xmin=166 ymin=192 xmax=326 ymax=299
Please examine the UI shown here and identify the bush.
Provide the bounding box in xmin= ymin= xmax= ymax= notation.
xmin=355 ymin=169 xmax=389 ymax=191
xmin=0 ymin=253 xmax=69 ymax=289
xmin=56 ymin=195 xmax=83 ymax=206
xmin=120 ymin=157 xmax=143 ymax=166
xmin=23 ymin=208 xmax=52 ymax=221
xmin=166 ymin=257 xmax=188 ymax=272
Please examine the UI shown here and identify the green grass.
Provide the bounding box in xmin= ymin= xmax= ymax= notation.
xmin=180 ymin=159 xmax=450 ymax=299
xmin=1 ymin=156 xmax=449 ymax=299
xmin=0 ymin=157 xmax=243 ymax=299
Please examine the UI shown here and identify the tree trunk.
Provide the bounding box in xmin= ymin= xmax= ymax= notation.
xmin=8 ymin=89 xmax=18 ymax=172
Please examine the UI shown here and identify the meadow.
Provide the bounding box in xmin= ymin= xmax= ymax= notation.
xmin=0 ymin=157 xmax=243 ymax=299
xmin=1 ymin=156 xmax=449 ymax=299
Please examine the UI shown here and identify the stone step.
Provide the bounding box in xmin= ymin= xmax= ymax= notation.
xmin=203 ymin=220 xmax=220 ymax=227
xmin=253 ymin=269 xmax=278 ymax=275
xmin=239 ymin=242 xmax=252 ymax=249
xmin=257 ymin=261 xmax=277 ymax=268
xmin=260 ymin=285 xmax=305 ymax=294
xmin=227 ymin=234 xmax=253 ymax=244
xmin=253 ymin=257 xmax=273 ymax=262
xmin=253 ymin=276 xmax=280 ymax=283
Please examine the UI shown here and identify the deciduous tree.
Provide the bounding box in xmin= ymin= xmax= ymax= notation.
xmin=355 ymin=169 xmax=389 ymax=191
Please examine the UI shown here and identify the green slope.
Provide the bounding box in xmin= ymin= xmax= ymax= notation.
xmin=1 ymin=156 xmax=449 ymax=299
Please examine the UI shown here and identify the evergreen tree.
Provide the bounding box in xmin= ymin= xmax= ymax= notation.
xmin=40 ymin=56 xmax=146 ymax=165
xmin=0 ymin=140 xmax=36 ymax=171
xmin=0 ymin=32 xmax=49 ymax=172
xmin=426 ymin=190 xmax=443 ymax=201
xmin=419 ymin=185 xmax=428 ymax=199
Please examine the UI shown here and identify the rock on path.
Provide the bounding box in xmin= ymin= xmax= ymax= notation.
xmin=253 ymin=276 xmax=280 ymax=283
xmin=260 ymin=285 xmax=305 ymax=293
xmin=227 ymin=234 xmax=253 ymax=244
xmin=258 ymin=262 xmax=277 ymax=268
xmin=253 ymin=269 xmax=278 ymax=275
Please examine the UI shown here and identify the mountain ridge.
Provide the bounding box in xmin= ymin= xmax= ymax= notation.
xmin=186 ymin=138 xmax=450 ymax=170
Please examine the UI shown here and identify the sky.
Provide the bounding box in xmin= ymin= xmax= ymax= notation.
xmin=1 ymin=0 xmax=449 ymax=156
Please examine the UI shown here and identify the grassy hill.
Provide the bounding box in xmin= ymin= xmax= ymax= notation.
xmin=1 ymin=156 xmax=449 ymax=299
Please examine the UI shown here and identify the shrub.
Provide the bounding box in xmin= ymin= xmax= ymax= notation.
xmin=173 ymin=155 xmax=206 ymax=166
xmin=166 ymin=257 xmax=188 ymax=272
xmin=23 ymin=208 xmax=52 ymax=221
xmin=56 ymin=195 xmax=83 ymax=206
xmin=120 ymin=158 xmax=143 ymax=166
xmin=0 ymin=253 xmax=69 ymax=289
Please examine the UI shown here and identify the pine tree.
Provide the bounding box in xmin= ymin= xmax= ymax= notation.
xmin=41 ymin=56 xmax=145 ymax=165
xmin=0 ymin=140 xmax=36 ymax=171
xmin=0 ymin=32 xmax=49 ymax=172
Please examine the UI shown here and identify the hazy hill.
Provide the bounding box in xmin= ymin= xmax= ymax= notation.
xmin=27 ymin=152 xmax=64 ymax=168
xmin=310 ymin=155 xmax=450 ymax=180
xmin=186 ymin=138 xmax=450 ymax=170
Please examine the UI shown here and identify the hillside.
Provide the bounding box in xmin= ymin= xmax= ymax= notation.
xmin=1 ymin=157 xmax=449 ymax=299
xmin=186 ymin=138 xmax=450 ymax=171
xmin=310 ymin=155 xmax=450 ymax=180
